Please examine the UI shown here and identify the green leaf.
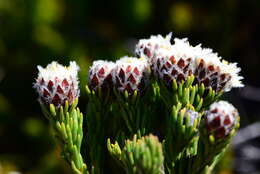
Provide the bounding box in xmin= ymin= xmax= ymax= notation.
xmin=49 ymin=104 xmax=56 ymax=117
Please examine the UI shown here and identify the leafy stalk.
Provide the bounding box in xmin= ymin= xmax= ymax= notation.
xmin=41 ymin=99 xmax=88 ymax=174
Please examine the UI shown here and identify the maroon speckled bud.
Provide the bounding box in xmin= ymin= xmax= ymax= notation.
xmin=88 ymin=60 xmax=115 ymax=91
xmin=113 ymin=57 xmax=150 ymax=95
xmin=205 ymin=101 xmax=239 ymax=138
xmin=194 ymin=59 xmax=232 ymax=93
xmin=153 ymin=53 xmax=194 ymax=87
xmin=33 ymin=61 xmax=80 ymax=108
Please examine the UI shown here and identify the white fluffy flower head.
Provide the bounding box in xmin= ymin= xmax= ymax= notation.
xmin=151 ymin=35 xmax=243 ymax=92
xmin=34 ymin=61 xmax=80 ymax=107
xmin=152 ymin=38 xmax=198 ymax=86
xmin=135 ymin=33 xmax=172 ymax=60
xmin=37 ymin=61 xmax=79 ymax=84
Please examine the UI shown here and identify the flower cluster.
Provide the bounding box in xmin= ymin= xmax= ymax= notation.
xmin=33 ymin=32 xmax=243 ymax=174
xmin=33 ymin=61 xmax=80 ymax=107
xmin=88 ymin=33 xmax=243 ymax=95
xmin=135 ymin=34 xmax=244 ymax=92
xmin=88 ymin=57 xmax=150 ymax=94
xmin=205 ymin=101 xmax=238 ymax=138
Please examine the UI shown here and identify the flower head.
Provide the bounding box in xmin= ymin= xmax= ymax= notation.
xmin=153 ymin=54 xmax=194 ymax=87
xmin=152 ymin=38 xmax=199 ymax=86
xmin=205 ymin=101 xmax=239 ymax=138
xmin=88 ymin=60 xmax=115 ymax=91
xmin=135 ymin=33 xmax=172 ymax=60
xmin=34 ymin=61 xmax=80 ymax=108
xmin=194 ymin=58 xmax=243 ymax=93
xmin=151 ymin=36 xmax=243 ymax=92
xmin=113 ymin=56 xmax=150 ymax=94
xmin=173 ymin=38 xmax=243 ymax=92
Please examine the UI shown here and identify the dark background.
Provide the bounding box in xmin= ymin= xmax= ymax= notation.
xmin=0 ymin=0 xmax=260 ymax=173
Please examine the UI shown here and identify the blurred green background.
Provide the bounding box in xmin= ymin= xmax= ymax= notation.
xmin=0 ymin=0 xmax=260 ymax=173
